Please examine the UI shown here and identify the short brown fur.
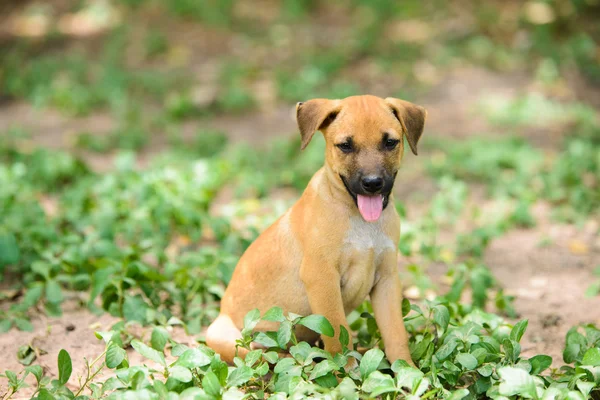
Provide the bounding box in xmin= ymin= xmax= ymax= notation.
xmin=206 ymin=95 xmax=427 ymax=367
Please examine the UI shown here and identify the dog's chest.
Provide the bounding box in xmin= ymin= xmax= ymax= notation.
xmin=339 ymin=217 xmax=395 ymax=312
xmin=343 ymin=216 xmax=395 ymax=254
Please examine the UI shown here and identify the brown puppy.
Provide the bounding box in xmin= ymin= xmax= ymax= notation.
xmin=206 ymin=95 xmax=426 ymax=366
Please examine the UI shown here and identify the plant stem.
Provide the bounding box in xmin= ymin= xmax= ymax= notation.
xmin=74 ymin=349 xmax=107 ymax=397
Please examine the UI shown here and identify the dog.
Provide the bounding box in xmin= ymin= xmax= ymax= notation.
xmin=206 ymin=95 xmax=426 ymax=367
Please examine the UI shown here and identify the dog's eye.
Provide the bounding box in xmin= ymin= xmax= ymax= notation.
xmin=336 ymin=142 xmax=353 ymax=153
xmin=384 ymin=138 xmax=400 ymax=150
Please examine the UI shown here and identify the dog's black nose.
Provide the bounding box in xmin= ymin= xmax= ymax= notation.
xmin=361 ymin=176 xmax=384 ymax=193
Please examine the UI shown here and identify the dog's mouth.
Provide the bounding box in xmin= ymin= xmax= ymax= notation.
xmin=340 ymin=175 xmax=391 ymax=222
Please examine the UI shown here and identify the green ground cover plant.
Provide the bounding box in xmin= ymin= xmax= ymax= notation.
xmin=1 ymin=0 xmax=599 ymax=398
xmin=1 ymin=126 xmax=599 ymax=398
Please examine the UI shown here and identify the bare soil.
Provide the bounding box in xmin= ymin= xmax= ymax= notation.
xmin=1 ymin=66 xmax=599 ymax=398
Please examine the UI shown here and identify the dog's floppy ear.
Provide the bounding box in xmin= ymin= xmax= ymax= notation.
xmin=385 ymin=98 xmax=427 ymax=156
xmin=296 ymin=99 xmax=342 ymax=150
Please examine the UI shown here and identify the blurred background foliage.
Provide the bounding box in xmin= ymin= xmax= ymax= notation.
xmin=0 ymin=0 xmax=598 ymax=323
xmin=1 ymin=0 xmax=599 ymax=118
xmin=0 ymin=1 xmax=599 ymax=397
xmin=0 ymin=0 xmax=598 ymax=334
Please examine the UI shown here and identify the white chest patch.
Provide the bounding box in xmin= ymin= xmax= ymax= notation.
xmin=343 ymin=216 xmax=395 ymax=255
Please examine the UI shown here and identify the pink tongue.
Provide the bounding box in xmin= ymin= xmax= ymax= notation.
xmin=357 ymin=194 xmax=383 ymax=222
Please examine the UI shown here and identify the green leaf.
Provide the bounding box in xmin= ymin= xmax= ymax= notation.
xmin=402 ymin=298 xmax=411 ymax=317
xmin=582 ymin=347 xmax=600 ymax=366
xmin=395 ymin=367 xmax=425 ymax=391
xmin=576 ymin=380 xmax=595 ymax=397
xmin=58 ymin=349 xmax=72 ymax=386
xmin=277 ymin=320 xmax=292 ymax=348
xmin=14 ymin=318 xmax=33 ymax=332
xmin=411 ymin=336 xmax=433 ymax=361
xmin=566 ymin=328 xmax=587 ymax=347
xmin=338 ymin=377 xmax=358 ymax=398
xmin=170 ymin=366 xmax=193 ymax=383
xmin=22 ymin=285 xmax=43 ymax=309
xmin=298 ymin=315 xmax=334 ymax=337
xmin=45 ymin=280 xmax=63 ymax=304
xmin=95 ymin=330 xmax=117 ymax=345
xmin=175 ymin=348 xmax=212 ymax=368
xmin=151 ymin=327 xmax=170 ymax=351
xmin=0 ymin=233 xmax=20 ymax=266
xmin=497 ymin=366 xmax=537 ymax=398
xmin=242 ymin=309 xmax=261 ymax=334
xmin=477 ymin=364 xmax=493 ymax=377
xmin=106 ymin=343 xmax=126 ymax=369
xmin=5 ymin=370 xmax=17 ymax=386
xmin=256 ymin=362 xmax=270 ymax=376
xmin=309 ymin=359 xmax=339 ymax=380
xmin=263 ymin=351 xmax=279 ymax=364
xmin=31 ymin=261 xmax=50 ymax=281
xmin=334 ymin=353 xmax=348 ymax=369
xmin=435 ymin=339 xmax=458 ymax=361
xmin=153 ymin=380 xmax=168 ymax=398
xmin=89 ymin=267 xmax=115 ymax=302
xmin=202 ymin=371 xmax=222 ymax=397
xmin=433 ymin=305 xmax=450 ymax=332
xmin=456 ymin=353 xmax=478 ymax=370
xmin=123 ymin=295 xmax=149 ymax=323
xmin=360 ymin=348 xmax=385 ymax=379
xmin=361 ymin=370 xmax=396 ymax=396
xmin=254 ymin=332 xmax=278 ymax=348
xmin=339 ymin=325 xmax=349 ymax=348
xmin=171 ymin=343 xmax=189 ymax=357
xmin=274 ymin=357 xmax=299 ymax=374
xmin=131 ymin=339 xmax=166 ymax=366
xmin=37 ymin=389 xmax=56 ymax=400
xmin=314 ymin=372 xmax=338 ymax=388
xmin=529 ymin=354 xmax=552 ymax=374
xmin=391 ymin=359 xmax=412 ymax=373
xmin=227 ymin=365 xmax=253 ymax=386
xmin=244 ymin=350 xmax=262 ymax=367
xmin=510 ymin=320 xmax=528 ymax=343
xmin=563 ymin=343 xmax=581 ymax=364
xmin=0 ymin=319 xmax=12 ymax=333
xmin=446 ymin=389 xmax=470 ymax=400
xmin=473 ymin=376 xmax=492 ymax=395
xmin=25 ymin=365 xmax=43 ymax=383
xmin=503 ymin=338 xmax=520 ymax=363
xmin=262 ymin=307 xmax=285 ymax=322
xmin=290 ymin=342 xmax=311 ymax=364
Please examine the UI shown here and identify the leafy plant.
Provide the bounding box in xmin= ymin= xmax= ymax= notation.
xmin=3 ymin=309 xmax=598 ymax=399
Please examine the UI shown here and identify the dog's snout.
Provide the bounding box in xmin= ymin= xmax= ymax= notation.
xmin=361 ymin=176 xmax=384 ymax=193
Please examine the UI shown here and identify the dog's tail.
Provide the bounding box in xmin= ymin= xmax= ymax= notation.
xmin=206 ymin=314 xmax=248 ymax=364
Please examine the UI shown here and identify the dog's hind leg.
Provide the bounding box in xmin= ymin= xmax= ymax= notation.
xmin=206 ymin=314 xmax=248 ymax=364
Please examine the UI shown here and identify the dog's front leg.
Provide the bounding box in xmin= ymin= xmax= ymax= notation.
xmin=300 ymin=258 xmax=350 ymax=355
xmin=371 ymin=251 xmax=415 ymax=367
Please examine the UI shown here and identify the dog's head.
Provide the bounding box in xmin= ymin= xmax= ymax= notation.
xmin=296 ymin=95 xmax=426 ymax=222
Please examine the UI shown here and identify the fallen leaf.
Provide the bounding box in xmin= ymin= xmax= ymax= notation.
xmin=17 ymin=345 xmax=37 ymax=366
xmin=568 ymin=240 xmax=588 ymax=255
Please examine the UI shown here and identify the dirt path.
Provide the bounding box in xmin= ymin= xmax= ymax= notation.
xmin=485 ymin=211 xmax=600 ymax=362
